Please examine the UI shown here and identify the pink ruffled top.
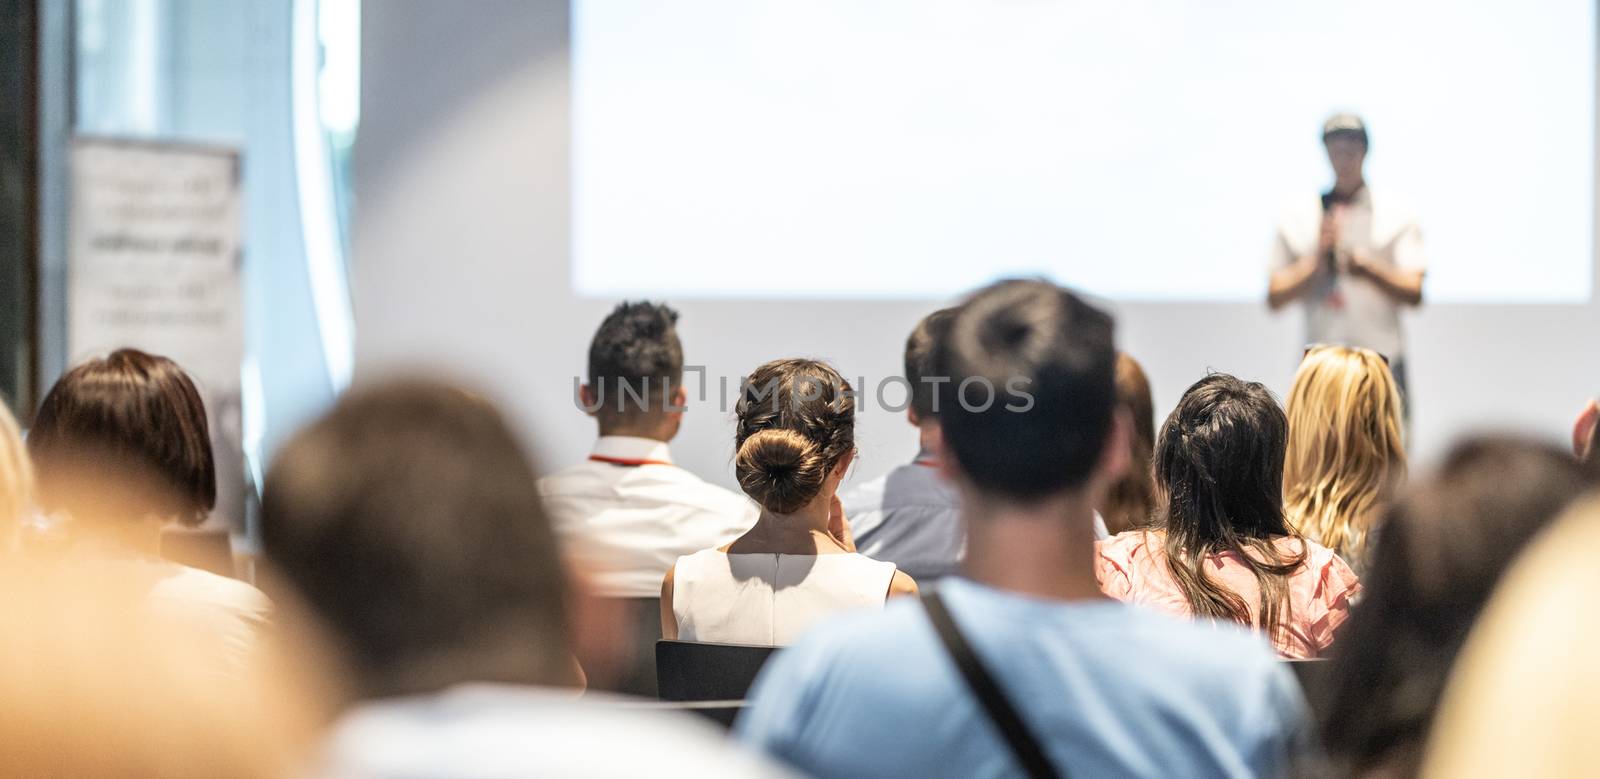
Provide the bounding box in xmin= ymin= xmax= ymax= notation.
xmin=1095 ymin=531 xmax=1361 ymax=659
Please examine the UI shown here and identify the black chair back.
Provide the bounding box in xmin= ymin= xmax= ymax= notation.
xmin=656 ymin=639 xmax=779 ymax=702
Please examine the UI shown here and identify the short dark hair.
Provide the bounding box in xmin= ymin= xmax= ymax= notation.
xmin=734 ymin=359 xmax=855 ymax=514
xmin=905 ymin=308 xmax=957 ymax=420
xmin=28 ymin=348 xmax=216 ymax=526
xmin=1316 ymin=437 xmax=1600 ymax=776
xmin=261 ymin=379 xmax=574 ymax=701
xmin=931 ymin=279 xmax=1116 ymax=498
xmin=587 ymin=301 xmax=683 ymax=420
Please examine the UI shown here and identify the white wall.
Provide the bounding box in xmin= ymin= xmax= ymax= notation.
xmin=355 ymin=1 xmax=1600 ymax=491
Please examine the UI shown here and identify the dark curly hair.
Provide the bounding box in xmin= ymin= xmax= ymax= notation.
xmin=587 ymin=301 xmax=683 ymax=423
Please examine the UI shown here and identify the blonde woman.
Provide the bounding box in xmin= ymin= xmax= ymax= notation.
xmin=1282 ymin=345 xmax=1406 ymax=577
xmin=0 ymin=399 xmax=33 ymax=542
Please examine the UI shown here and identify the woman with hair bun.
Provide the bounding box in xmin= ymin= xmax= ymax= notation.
xmin=662 ymin=359 xmax=917 ymax=646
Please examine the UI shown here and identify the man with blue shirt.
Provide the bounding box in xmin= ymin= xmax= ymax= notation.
xmin=738 ymin=279 xmax=1309 ymax=778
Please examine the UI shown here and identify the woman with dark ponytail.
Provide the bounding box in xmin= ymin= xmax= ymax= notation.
xmin=1096 ymin=373 xmax=1360 ymax=658
xmin=662 ymin=359 xmax=917 ymax=646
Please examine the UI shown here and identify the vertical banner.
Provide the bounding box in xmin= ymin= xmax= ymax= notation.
xmin=68 ymin=139 xmax=246 ymax=531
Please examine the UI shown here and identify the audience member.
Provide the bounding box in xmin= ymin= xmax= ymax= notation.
xmin=838 ymin=308 xmax=966 ymax=582
xmin=0 ymin=562 xmax=329 ymax=778
xmin=1420 ymin=493 xmax=1600 ymax=779
xmin=1097 ymin=373 xmax=1360 ymax=658
xmin=26 ymin=349 xmax=270 ymax=664
xmin=0 ymin=398 xmax=33 ymax=541
xmin=1282 ymin=345 xmax=1406 ymax=578
xmin=1315 ymin=437 xmax=1599 ymax=778
xmin=1100 ymin=352 xmax=1157 ymax=534
xmin=664 ymin=359 xmax=917 ymax=645
xmin=541 ymin=301 xmax=756 ymax=595
xmin=738 ymin=280 xmax=1308 ymax=778
xmin=261 ymin=379 xmax=788 ymax=777
xmin=539 ymin=301 xmax=756 ymax=691
xmin=1572 ymin=397 xmax=1597 ymax=461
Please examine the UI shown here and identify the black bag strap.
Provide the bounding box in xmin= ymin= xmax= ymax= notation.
xmin=922 ymin=590 xmax=1064 ymax=779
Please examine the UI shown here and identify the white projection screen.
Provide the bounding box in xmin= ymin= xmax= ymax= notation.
xmin=573 ymin=1 xmax=1595 ymax=303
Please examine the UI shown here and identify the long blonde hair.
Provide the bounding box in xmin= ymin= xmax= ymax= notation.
xmin=1282 ymin=346 xmax=1406 ymax=568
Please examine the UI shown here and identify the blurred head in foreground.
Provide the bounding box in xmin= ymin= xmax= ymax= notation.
xmin=1283 ymin=345 xmax=1406 ymax=574
xmin=263 ymin=379 xmax=579 ymax=702
xmin=1320 ymin=437 xmax=1600 ymax=778
xmin=1422 ymin=491 xmax=1600 ymax=778
xmin=0 ymin=564 xmax=327 ymax=777
xmin=28 ymin=349 xmax=215 ymax=535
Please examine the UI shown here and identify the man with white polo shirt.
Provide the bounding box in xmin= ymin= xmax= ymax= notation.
xmin=539 ymin=301 xmax=757 ymax=695
xmin=1269 ymin=113 xmax=1426 ymax=400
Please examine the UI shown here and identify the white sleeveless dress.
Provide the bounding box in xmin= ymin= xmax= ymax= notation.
xmin=671 ymin=549 xmax=898 ymax=646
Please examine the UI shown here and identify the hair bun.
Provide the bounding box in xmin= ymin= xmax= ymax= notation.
xmin=735 ymin=428 xmax=827 ymax=515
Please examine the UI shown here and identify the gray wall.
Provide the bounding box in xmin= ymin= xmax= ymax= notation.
xmin=355 ymin=0 xmax=1600 ymax=490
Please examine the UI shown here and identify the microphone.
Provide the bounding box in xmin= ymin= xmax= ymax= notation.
xmin=1319 ymin=191 xmax=1341 ymax=274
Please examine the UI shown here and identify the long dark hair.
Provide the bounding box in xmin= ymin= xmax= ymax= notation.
xmin=1155 ymin=373 xmax=1306 ymax=644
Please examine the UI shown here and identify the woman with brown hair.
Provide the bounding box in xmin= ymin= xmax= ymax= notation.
xmin=663 ymin=358 xmax=917 ymax=646
xmin=1097 ymin=373 xmax=1360 ymax=658
xmin=1283 ymin=345 xmax=1407 ymax=578
xmin=27 ymin=349 xmax=270 ymax=661
xmin=1100 ymin=352 xmax=1156 ymax=535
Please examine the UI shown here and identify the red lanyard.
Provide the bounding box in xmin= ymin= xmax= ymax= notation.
xmin=589 ymin=454 xmax=673 ymax=467
xmin=913 ymin=459 xmax=939 ymax=468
